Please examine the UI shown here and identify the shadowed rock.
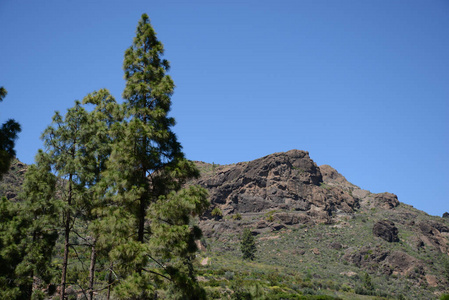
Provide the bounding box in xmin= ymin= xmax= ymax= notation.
xmin=194 ymin=150 xmax=359 ymax=222
xmin=373 ymin=220 xmax=399 ymax=242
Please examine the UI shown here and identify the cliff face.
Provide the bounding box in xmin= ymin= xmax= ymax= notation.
xmin=193 ymin=150 xmax=402 ymax=224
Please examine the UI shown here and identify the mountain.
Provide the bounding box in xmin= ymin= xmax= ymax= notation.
xmin=189 ymin=150 xmax=449 ymax=299
xmin=1 ymin=150 xmax=449 ymax=299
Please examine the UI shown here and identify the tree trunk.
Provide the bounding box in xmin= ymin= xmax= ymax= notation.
xmin=60 ymin=214 xmax=70 ymax=300
xmin=106 ymin=263 xmax=113 ymax=300
xmin=138 ymin=196 xmax=145 ymax=243
xmin=88 ymin=238 xmax=97 ymax=300
xmin=60 ymin=176 xmax=72 ymax=300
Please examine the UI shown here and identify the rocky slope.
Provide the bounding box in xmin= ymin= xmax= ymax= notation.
xmin=0 ymin=158 xmax=27 ymax=201
xmin=193 ymin=150 xmax=412 ymax=236
xmin=189 ymin=150 xmax=449 ymax=298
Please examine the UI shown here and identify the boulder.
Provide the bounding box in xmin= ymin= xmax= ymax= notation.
xmin=329 ymin=242 xmax=342 ymax=250
xmin=373 ymin=220 xmax=399 ymax=242
xmin=373 ymin=192 xmax=399 ymax=209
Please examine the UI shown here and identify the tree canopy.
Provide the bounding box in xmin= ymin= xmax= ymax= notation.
xmin=0 ymin=14 xmax=208 ymax=300
xmin=0 ymin=87 xmax=21 ymax=180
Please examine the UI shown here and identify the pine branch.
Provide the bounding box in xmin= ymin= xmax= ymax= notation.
xmin=147 ymin=254 xmax=166 ymax=270
xmin=142 ymin=268 xmax=172 ymax=282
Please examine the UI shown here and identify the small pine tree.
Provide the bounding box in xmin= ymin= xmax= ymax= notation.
xmin=240 ymin=228 xmax=256 ymax=260
xmin=363 ymin=272 xmax=374 ymax=291
xmin=0 ymin=151 xmax=59 ymax=299
xmin=211 ymin=206 xmax=223 ymax=220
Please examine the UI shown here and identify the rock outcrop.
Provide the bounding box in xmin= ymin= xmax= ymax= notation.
xmin=194 ymin=150 xmax=359 ymax=223
xmin=373 ymin=220 xmax=399 ymax=242
xmin=418 ymin=220 xmax=449 ymax=253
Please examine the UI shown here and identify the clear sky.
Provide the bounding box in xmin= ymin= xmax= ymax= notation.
xmin=1 ymin=0 xmax=447 ymax=216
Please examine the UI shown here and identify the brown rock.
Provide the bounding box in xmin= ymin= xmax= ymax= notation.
xmin=329 ymin=242 xmax=342 ymax=250
xmin=273 ymin=213 xmax=300 ymax=225
xmin=373 ymin=220 xmax=399 ymax=242
xmin=385 ymin=251 xmax=422 ymax=275
xmin=418 ymin=220 xmax=449 ymax=253
xmin=425 ymin=274 xmax=438 ymax=287
xmin=294 ymin=249 xmax=306 ymax=255
xmin=319 ymin=164 xmax=356 ymax=190
xmin=256 ymin=220 xmax=268 ymax=229
xmin=271 ymin=223 xmax=285 ymax=231
xmin=373 ymin=192 xmax=399 ymax=209
xmin=193 ymin=150 xmax=359 ymax=220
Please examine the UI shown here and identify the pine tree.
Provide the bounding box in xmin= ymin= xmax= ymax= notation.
xmin=22 ymin=92 xmax=121 ymax=299
xmin=41 ymin=102 xmax=90 ymax=300
xmin=0 ymin=86 xmax=21 ymax=179
xmin=81 ymin=89 xmax=122 ymax=300
xmin=2 ymin=14 xmax=208 ymax=299
xmin=105 ymin=14 xmax=209 ymax=299
xmin=17 ymin=151 xmax=60 ymax=298
xmin=241 ymin=228 xmax=256 ymax=261
xmin=0 ymin=196 xmax=29 ymax=300
xmin=0 ymin=150 xmax=59 ymax=300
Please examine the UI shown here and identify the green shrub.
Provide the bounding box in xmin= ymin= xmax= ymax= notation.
xmin=232 ymin=213 xmax=242 ymax=220
xmin=225 ymin=271 xmax=235 ymax=280
xmin=265 ymin=210 xmax=275 ymax=222
xmin=211 ymin=207 xmax=223 ymax=219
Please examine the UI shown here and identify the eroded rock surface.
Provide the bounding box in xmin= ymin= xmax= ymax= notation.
xmin=373 ymin=220 xmax=399 ymax=242
xmin=193 ymin=150 xmax=359 ymax=222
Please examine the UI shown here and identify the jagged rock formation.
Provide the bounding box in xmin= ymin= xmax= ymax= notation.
xmin=194 ymin=150 xmax=359 ymax=224
xmin=193 ymin=150 xmax=405 ymax=227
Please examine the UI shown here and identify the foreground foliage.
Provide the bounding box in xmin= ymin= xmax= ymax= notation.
xmin=0 ymin=14 xmax=208 ymax=299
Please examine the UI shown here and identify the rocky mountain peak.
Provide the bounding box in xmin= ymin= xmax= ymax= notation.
xmin=193 ymin=150 xmax=359 ymax=223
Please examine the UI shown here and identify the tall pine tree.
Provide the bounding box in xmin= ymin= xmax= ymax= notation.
xmin=1 ymin=14 xmax=208 ymax=299
xmin=105 ymin=14 xmax=209 ymax=299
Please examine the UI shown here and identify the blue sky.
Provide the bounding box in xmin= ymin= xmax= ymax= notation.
xmin=1 ymin=0 xmax=447 ymax=216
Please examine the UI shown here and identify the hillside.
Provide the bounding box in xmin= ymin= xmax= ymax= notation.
xmin=1 ymin=150 xmax=449 ymax=299
xmin=189 ymin=150 xmax=449 ymax=299
xmin=0 ymin=158 xmax=26 ymax=202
